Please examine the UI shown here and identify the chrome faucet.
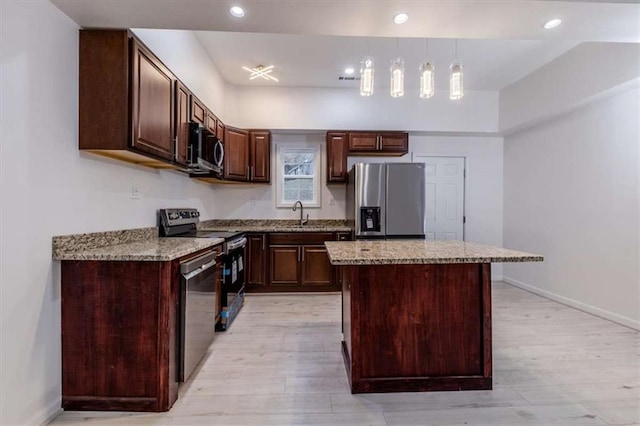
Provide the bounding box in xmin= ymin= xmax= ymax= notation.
xmin=292 ymin=200 xmax=309 ymax=226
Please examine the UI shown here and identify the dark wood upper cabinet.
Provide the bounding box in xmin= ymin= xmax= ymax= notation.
xmin=347 ymin=131 xmax=408 ymax=156
xmin=326 ymin=132 xmax=348 ymax=183
xmin=79 ymin=30 xmax=178 ymax=168
xmin=130 ymin=38 xmax=175 ymax=161
xmin=379 ymin=133 xmax=409 ymax=153
xmin=223 ymin=127 xmax=249 ymax=181
xmin=249 ymin=131 xmax=271 ymax=183
xmin=206 ymin=110 xmax=217 ymax=135
xmin=220 ymin=128 xmax=270 ymax=183
xmin=216 ymin=121 xmax=225 ymax=141
xmin=175 ymin=82 xmax=191 ymax=166
xmin=348 ymin=133 xmax=379 ymax=152
xmin=190 ymin=96 xmax=206 ymax=126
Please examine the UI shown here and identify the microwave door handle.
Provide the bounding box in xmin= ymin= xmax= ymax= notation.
xmin=215 ymin=140 xmax=224 ymax=167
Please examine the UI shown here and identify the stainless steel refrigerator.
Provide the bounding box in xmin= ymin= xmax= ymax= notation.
xmin=346 ymin=163 xmax=426 ymax=239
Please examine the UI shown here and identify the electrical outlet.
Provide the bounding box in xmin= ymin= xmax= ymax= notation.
xmin=130 ymin=185 xmax=141 ymax=200
xmin=250 ymin=198 xmax=257 ymax=206
xmin=329 ymin=198 xmax=336 ymax=206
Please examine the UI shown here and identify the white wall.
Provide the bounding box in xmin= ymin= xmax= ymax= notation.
xmin=503 ymin=86 xmax=640 ymax=329
xmin=0 ymin=3 xmax=224 ymax=425
xmin=499 ymin=42 xmax=640 ymax=133
xmin=132 ymin=28 xmax=232 ymax=123
xmin=234 ymin=86 xmax=499 ymax=133
xmin=210 ymin=133 xmax=347 ymax=219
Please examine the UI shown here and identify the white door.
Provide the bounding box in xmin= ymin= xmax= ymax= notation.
xmin=413 ymin=156 xmax=465 ymax=241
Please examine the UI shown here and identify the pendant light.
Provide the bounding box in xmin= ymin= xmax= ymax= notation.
xmin=419 ymin=39 xmax=435 ymax=99
xmin=360 ymin=57 xmax=374 ymax=96
xmin=390 ymin=39 xmax=404 ymax=97
xmin=450 ymin=39 xmax=464 ymax=100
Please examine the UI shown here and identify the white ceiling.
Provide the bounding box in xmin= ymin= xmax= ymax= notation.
xmin=194 ymin=32 xmax=579 ymax=90
xmin=50 ymin=0 xmax=639 ymax=91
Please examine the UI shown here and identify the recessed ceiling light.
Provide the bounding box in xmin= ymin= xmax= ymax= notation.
xmin=344 ymin=67 xmax=355 ymax=75
xmin=393 ymin=13 xmax=409 ymax=25
xmin=230 ymin=6 xmax=245 ymax=18
xmin=543 ymin=18 xmax=562 ymax=29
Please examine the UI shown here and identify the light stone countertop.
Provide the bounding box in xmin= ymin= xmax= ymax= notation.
xmin=325 ymin=240 xmax=543 ymax=265
xmin=53 ymin=237 xmax=224 ymax=261
xmin=199 ymin=219 xmax=351 ymax=233
xmin=52 ymin=227 xmax=224 ymax=261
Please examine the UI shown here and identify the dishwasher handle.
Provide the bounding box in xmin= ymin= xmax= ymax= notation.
xmin=226 ymin=237 xmax=247 ymax=252
xmin=181 ymin=251 xmax=218 ymax=275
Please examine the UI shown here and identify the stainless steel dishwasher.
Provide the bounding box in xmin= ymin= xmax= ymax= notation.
xmin=178 ymin=249 xmax=219 ymax=382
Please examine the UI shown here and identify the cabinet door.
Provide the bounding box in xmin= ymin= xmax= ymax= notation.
xmin=216 ymin=121 xmax=225 ymax=142
xmin=269 ymin=246 xmax=300 ymax=286
xmin=348 ymin=133 xmax=379 ymax=153
xmin=223 ymin=127 xmax=249 ymax=181
xmin=174 ymin=81 xmax=190 ymax=165
xmin=380 ymin=133 xmax=408 ymax=154
xmin=190 ymin=96 xmax=206 ymax=125
xmin=301 ymin=246 xmax=332 ymax=286
xmin=327 ymin=132 xmax=348 ymax=183
xmin=247 ymin=234 xmax=267 ymax=290
xmin=130 ymin=39 xmax=175 ymax=161
xmin=206 ymin=110 xmax=217 ymax=135
xmin=250 ymin=131 xmax=271 ymax=183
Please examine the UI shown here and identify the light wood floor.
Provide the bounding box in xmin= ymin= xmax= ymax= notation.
xmin=51 ymin=282 xmax=640 ymax=425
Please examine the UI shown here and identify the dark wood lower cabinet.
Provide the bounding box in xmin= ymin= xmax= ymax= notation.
xmin=301 ymin=246 xmax=332 ymax=286
xmin=341 ymin=262 xmax=492 ymax=394
xmin=246 ymin=233 xmax=267 ymax=290
xmin=61 ymin=259 xmax=180 ymax=411
xmin=245 ymin=232 xmax=346 ymax=293
xmin=269 ymin=246 xmax=300 ymax=286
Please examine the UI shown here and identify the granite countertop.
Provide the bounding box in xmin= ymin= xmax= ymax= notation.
xmin=324 ymin=240 xmax=543 ymax=265
xmin=199 ymin=219 xmax=352 ymax=233
xmin=52 ymin=227 xmax=223 ymax=261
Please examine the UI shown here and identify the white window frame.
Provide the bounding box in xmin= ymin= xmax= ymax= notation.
xmin=276 ymin=143 xmax=322 ymax=208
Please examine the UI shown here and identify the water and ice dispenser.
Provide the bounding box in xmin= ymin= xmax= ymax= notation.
xmin=360 ymin=207 xmax=381 ymax=232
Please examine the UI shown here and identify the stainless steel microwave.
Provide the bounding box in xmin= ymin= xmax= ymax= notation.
xmin=188 ymin=122 xmax=223 ymax=176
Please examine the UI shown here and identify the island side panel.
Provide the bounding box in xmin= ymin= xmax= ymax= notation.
xmin=344 ymin=262 xmax=492 ymax=393
xmin=482 ymin=263 xmax=493 ymax=378
xmin=61 ymin=260 xmax=179 ymax=411
xmin=340 ymin=265 xmax=353 ymax=387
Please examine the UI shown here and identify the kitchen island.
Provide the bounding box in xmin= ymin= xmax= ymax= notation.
xmin=325 ymin=240 xmax=543 ymax=394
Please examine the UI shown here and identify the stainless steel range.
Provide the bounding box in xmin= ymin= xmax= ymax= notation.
xmin=158 ymin=208 xmax=247 ymax=380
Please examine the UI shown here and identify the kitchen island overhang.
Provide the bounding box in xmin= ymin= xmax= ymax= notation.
xmin=325 ymin=240 xmax=543 ymax=394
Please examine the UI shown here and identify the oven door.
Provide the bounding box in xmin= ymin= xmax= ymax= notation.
xmin=179 ymin=250 xmax=218 ymax=382
xmin=219 ymin=237 xmax=247 ymax=330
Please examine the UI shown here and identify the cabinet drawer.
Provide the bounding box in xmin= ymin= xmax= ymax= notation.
xmin=269 ymin=232 xmax=335 ymax=245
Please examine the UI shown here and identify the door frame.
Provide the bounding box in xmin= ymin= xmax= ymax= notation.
xmin=411 ymin=154 xmax=467 ymax=241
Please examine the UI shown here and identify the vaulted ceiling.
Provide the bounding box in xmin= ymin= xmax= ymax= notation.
xmin=51 ymin=0 xmax=640 ymax=90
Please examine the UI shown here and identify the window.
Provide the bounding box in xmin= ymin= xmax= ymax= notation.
xmin=276 ymin=144 xmax=321 ymax=208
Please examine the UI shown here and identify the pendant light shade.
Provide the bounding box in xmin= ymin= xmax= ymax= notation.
xmin=449 ymin=63 xmax=463 ymax=100
xmin=360 ymin=57 xmax=374 ymax=96
xmin=419 ymin=62 xmax=435 ymax=99
xmin=390 ymin=57 xmax=404 ymax=98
